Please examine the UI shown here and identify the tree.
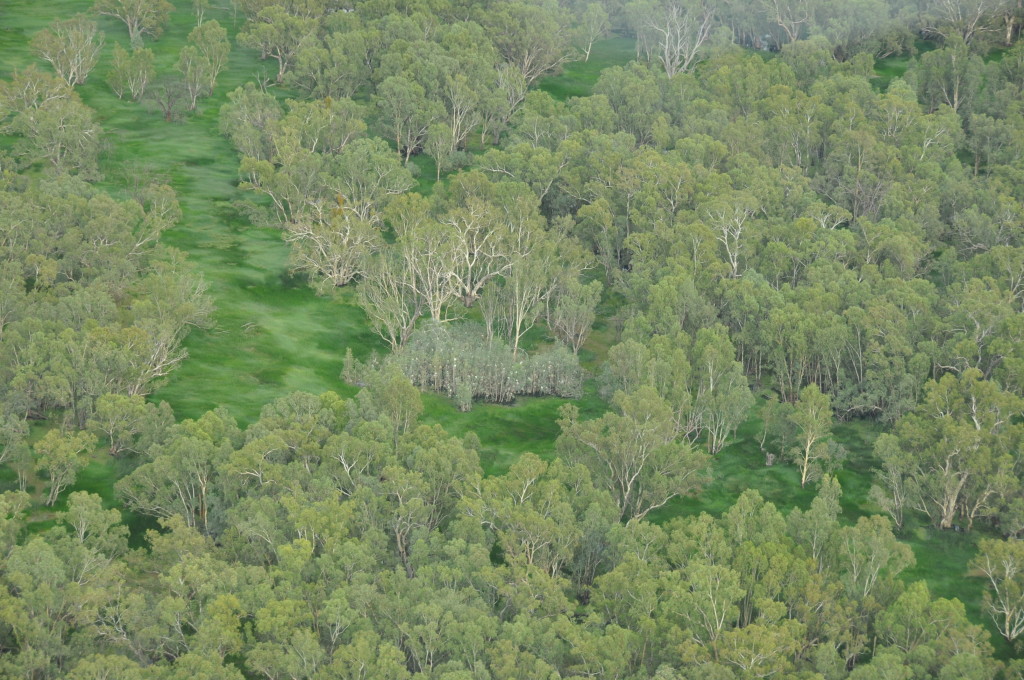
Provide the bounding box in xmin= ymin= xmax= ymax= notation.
xmin=869 ymin=433 xmax=914 ymax=531
xmin=627 ymin=0 xmax=717 ymax=77
xmin=923 ymin=0 xmax=1010 ymax=46
xmin=375 ymin=75 xmax=443 ymax=163
xmin=874 ymin=580 xmax=994 ymax=676
xmin=31 ymin=16 xmax=104 ymax=86
xmin=557 ymin=386 xmax=710 ymax=520
xmin=356 ymin=365 xmax=423 ymax=446
xmin=972 ymin=538 xmax=1024 ymax=641
xmin=574 ymin=3 xmax=610 ymax=62
xmin=785 ymin=383 xmax=842 ymax=488
xmin=465 ymin=454 xmax=592 ymax=576
xmin=689 ymin=326 xmax=754 ymax=453
xmin=663 ymin=559 xmax=744 ymax=648
xmin=177 ymin=20 xmax=230 ymax=110
xmin=266 ymin=137 xmax=415 ymax=226
xmin=424 ymin=121 xmax=458 ymax=181
xmin=913 ymin=36 xmax=983 ymax=114
xmin=219 ymin=83 xmax=281 ymax=160
xmin=703 ymin=191 xmax=758 ymax=278
xmin=481 ymin=234 xmax=569 ymax=356
xmin=787 ymin=475 xmax=842 ymax=572
xmin=0 ymin=413 xmax=28 ymax=469
xmin=757 ymin=0 xmax=816 ymax=45
xmin=287 ymin=28 xmax=374 ymax=100
xmin=485 ymin=0 xmax=573 ymax=85
xmin=148 ymin=77 xmax=188 ymax=122
xmin=440 ymin=196 xmax=538 ymax=308
xmin=237 ymin=6 xmax=318 ymax=83
xmin=603 ymin=334 xmax=694 ymax=439
xmin=116 ymin=409 xmax=239 ymax=533
xmin=34 ymin=429 xmax=97 ymax=506
xmin=285 ymin=212 xmax=382 ymax=292
xmin=107 ymin=44 xmax=154 ymax=101
xmin=549 ymin=279 xmax=603 ymax=354
xmin=833 ymin=514 xmax=914 ymax=601
xmin=93 ymin=0 xmax=174 ymax=47
xmin=7 ymin=91 xmax=102 ymax=176
xmin=87 ymin=393 xmax=173 ymax=456
xmin=193 ymin=0 xmax=211 ymax=26
xmin=277 ymin=97 xmax=366 ymax=156
xmin=356 ymin=249 xmax=423 ymax=350
xmin=884 ymin=369 xmax=1023 ymax=529
xmin=59 ymin=491 xmax=129 ymax=556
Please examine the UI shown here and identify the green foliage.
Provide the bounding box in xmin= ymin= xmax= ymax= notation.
xmin=177 ymin=19 xmax=229 ymax=110
xmin=93 ymin=0 xmax=174 ymax=47
xmin=106 ymin=43 xmax=154 ymax=100
xmin=558 ymin=386 xmax=710 ymax=520
xmin=2 ymin=0 xmax=1024 ymax=675
xmin=31 ymin=15 xmax=104 ymax=86
xmin=389 ymin=321 xmax=583 ymax=410
xmin=972 ymin=538 xmax=1024 ymax=642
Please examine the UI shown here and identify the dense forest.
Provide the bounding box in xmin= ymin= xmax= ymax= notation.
xmin=3 ymin=0 xmax=1024 ymax=677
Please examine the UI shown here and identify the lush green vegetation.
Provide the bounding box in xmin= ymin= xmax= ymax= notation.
xmin=3 ymin=0 xmax=1024 ymax=677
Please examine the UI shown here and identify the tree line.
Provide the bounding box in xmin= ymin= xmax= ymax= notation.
xmin=4 ymin=386 xmax=1024 ymax=679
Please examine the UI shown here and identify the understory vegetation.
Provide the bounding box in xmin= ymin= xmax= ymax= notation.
xmin=2 ymin=0 xmax=1024 ymax=678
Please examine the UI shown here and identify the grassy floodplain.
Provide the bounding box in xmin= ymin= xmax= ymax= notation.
xmin=0 ymin=1 xmax=1014 ymax=659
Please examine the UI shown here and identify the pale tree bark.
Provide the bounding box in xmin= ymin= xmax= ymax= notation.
xmin=357 ymin=252 xmax=423 ymax=350
xmin=759 ymin=0 xmax=812 ymax=45
xmin=924 ymin=0 xmax=1008 ymax=46
xmin=705 ymin=201 xmax=755 ymax=278
xmin=973 ymin=539 xmax=1024 ymax=641
xmin=32 ymin=16 xmax=104 ymax=86
xmin=648 ymin=1 xmax=716 ymax=77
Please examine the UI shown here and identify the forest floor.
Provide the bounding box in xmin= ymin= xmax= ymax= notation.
xmin=0 ymin=0 xmax=1008 ymax=656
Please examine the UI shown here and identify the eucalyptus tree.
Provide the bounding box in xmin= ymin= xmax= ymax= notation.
xmin=784 ymin=383 xmax=842 ymax=487
xmin=0 ymin=67 xmax=101 ymax=176
xmin=557 ymin=387 xmax=710 ymax=521
xmin=93 ymin=0 xmax=174 ymax=47
xmin=482 ymin=0 xmax=573 ymax=85
xmin=237 ymin=5 xmax=319 ymax=83
xmin=31 ymin=16 xmax=104 ymax=86
xmin=177 ymin=20 xmax=230 ymax=110
xmin=107 ymin=44 xmax=154 ymax=100
xmin=34 ymin=429 xmax=98 ymax=506
xmin=625 ymin=0 xmax=718 ymax=76
xmin=972 ymin=538 xmax=1024 ymax=641
xmin=876 ymin=369 xmax=1024 ymax=530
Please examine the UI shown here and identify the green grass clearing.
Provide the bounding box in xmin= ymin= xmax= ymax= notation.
xmin=539 ymin=36 xmax=637 ymax=101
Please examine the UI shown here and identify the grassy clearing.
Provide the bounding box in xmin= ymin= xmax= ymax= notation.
xmin=872 ymin=38 xmax=947 ymax=91
xmin=539 ymin=36 xmax=637 ymax=100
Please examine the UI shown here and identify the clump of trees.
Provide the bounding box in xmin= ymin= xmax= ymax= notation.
xmin=0 ymin=67 xmax=102 ymax=177
xmin=398 ymin=322 xmax=583 ymax=409
xmin=350 ymin=321 xmax=584 ymax=411
xmin=0 ymin=171 xmax=210 ymax=430
xmin=601 ymin=326 xmax=754 ymax=454
xmin=6 ymin=0 xmax=1023 ymax=675
xmin=871 ymin=369 xmax=1023 ymax=532
xmin=217 ymin=0 xmax=1024 ymax=541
